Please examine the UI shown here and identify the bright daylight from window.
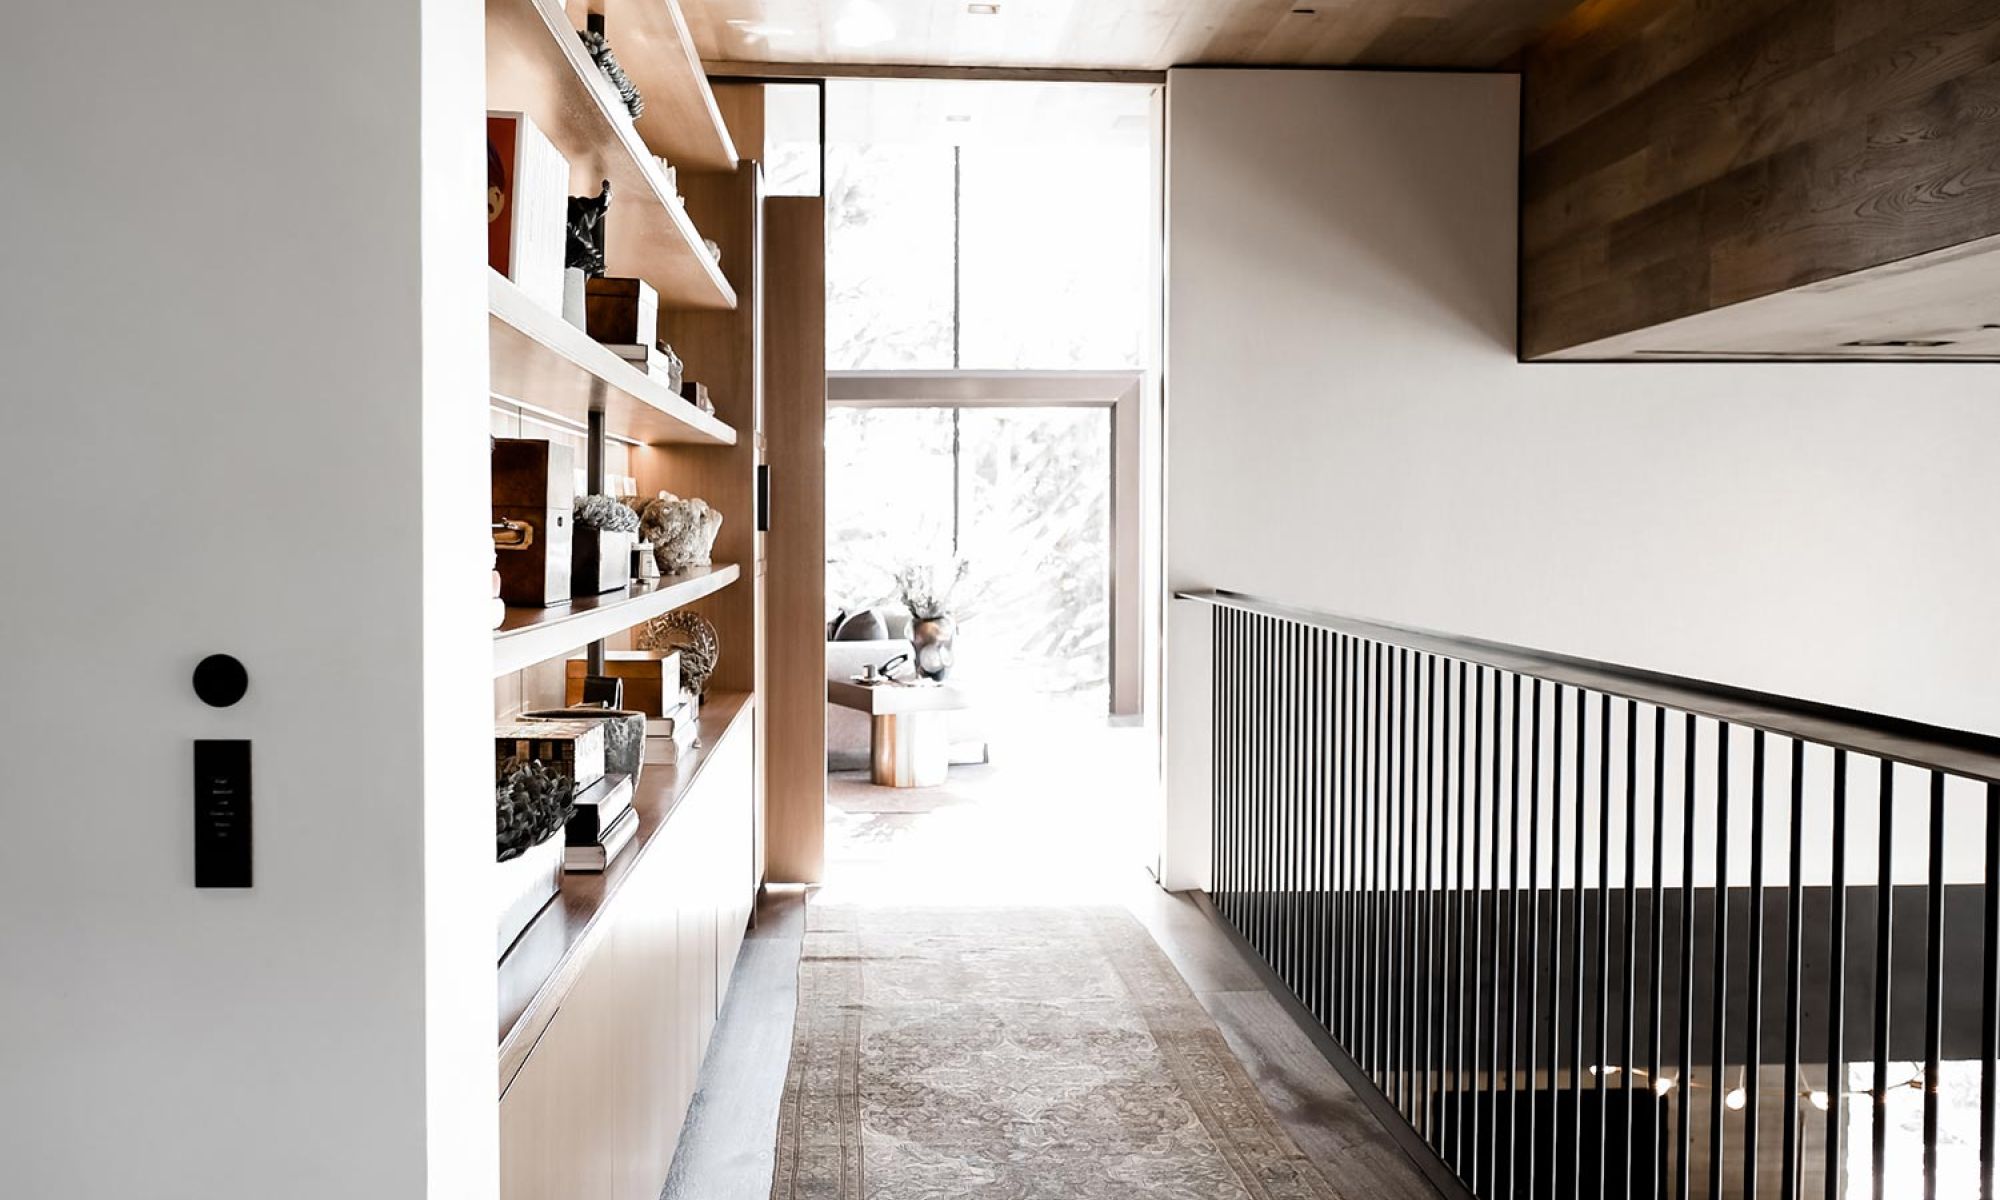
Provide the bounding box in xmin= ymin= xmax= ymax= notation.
xmin=818 ymin=79 xmax=1152 ymax=710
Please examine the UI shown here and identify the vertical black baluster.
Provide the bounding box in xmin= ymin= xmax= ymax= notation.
xmin=1600 ymin=696 xmax=1615 ymax=1200
xmin=1677 ymin=715 xmax=1698 ymax=1200
xmin=1425 ymin=655 xmax=1439 ymax=1145
xmin=1375 ymin=640 xmax=1389 ymax=1083
xmin=1572 ymin=691 xmax=1590 ymax=1200
xmin=1470 ymin=665 xmax=1487 ymax=1193
xmin=1746 ymin=731 xmax=1767 ymax=1200
xmin=1344 ymin=635 xmax=1357 ymax=1048
xmin=1489 ymin=671 xmax=1505 ymax=1200
xmin=1709 ymin=724 xmax=1732 ymax=1200
xmin=1371 ymin=641 xmax=1385 ymax=1079
xmin=1623 ymin=700 xmax=1640 ymax=1200
xmin=1780 ymin=740 xmax=1805 ymax=1200
xmin=1212 ymin=612 xmax=1223 ymax=919
xmin=1398 ymin=648 xmax=1412 ymax=1115
xmin=1549 ymin=686 xmax=1566 ymax=1200
xmin=1508 ymin=673 xmax=1524 ymax=1197
xmin=1649 ymin=706 xmax=1667 ymax=1200
xmin=1526 ymin=679 xmax=1543 ymax=1200
xmin=1923 ymin=772 xmax=1945 ymax=1200
xmin=1872 ymin=762 xmax=1893 ymax=1200
xmin=1454 ymin=660 xmax=1470 ymax=1178
xmin=1983 ymin=780 xmax=1999 ymax=1200
xmin=1825 ymin=751 xmax=1848 ymax=1200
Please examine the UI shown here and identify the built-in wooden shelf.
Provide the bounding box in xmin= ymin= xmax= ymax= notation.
xmin=489 ymin=271 xmax=735 ymax=446
xmin=601 ymin=0 xmax=738 ymax=172
xmin=487 ymin=0 xmax=736 ymax=310
xmin=498 ymin=689 xmax=752 ymax=1087
xmin=492 ymin=564 xmax=739 ymax=677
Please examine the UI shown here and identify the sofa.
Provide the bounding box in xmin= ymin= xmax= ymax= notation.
xmin=826 ymin=609 xmax=989 ymax=773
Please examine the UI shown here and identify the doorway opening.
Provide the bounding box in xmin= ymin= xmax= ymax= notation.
xmin=807 ymin=76 xmax=1163 ymax=899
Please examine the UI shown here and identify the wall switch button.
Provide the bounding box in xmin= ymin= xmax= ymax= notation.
xmin=194 ymin=740 xmax=252 ymax=888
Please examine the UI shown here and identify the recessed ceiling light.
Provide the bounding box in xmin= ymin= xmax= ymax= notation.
xmin=968 ymin=3 xmax=1001 ymax=13
xmin=1843 ymin=338 xmax=1957 ymax=348
xmin=834 ymin=0 xmax=895 ymax=48
xmin=1290 ymin=6 xmax=1317 ymax=14
xmin=945 ymin=114 xmax=973 ymax=123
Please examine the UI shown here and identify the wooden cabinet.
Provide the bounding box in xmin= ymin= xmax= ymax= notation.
xmin=499 ymin=707 xmax=756 ymax=1200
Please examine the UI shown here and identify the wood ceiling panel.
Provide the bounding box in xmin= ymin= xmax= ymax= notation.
xmin=680 ymin=0 xmax=1586 ymax=71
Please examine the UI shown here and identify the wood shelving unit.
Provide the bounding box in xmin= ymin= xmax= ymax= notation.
xmin=487 ymin=0 xmax=735 ymax=309
xmin=489 ymin=271 xmax=735 ymax=446
xmin=492 ymin=564 xmax=740 ymax=677
xmin=498 ymin=689 xmax=752 ymax=1084
xmin=601 ymin=0 xmax=738 ymax=172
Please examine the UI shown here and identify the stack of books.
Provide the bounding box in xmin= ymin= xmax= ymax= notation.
xmin=563 ymin=771 xmax=637 ymax=873
xmin=644 ymin=692 xmax=700 ymax=765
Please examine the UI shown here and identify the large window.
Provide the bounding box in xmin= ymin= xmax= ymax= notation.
xmin=824 ymin=79 xmax=1153 ymax=371
xmin=823 ymin=79 xmax=1154 ymax=711
xmin=827 ymin=404 xmax=1111 ymax=698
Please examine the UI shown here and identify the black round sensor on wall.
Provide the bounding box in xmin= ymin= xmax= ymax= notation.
xmin=192 ymin=654 xmax=250 ymax=708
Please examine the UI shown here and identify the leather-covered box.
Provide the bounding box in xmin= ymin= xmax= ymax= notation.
xmin=492 ymin=438 xmax=574 ymax=607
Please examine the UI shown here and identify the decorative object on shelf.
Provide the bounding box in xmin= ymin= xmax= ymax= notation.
xmin=702 ymin=237 xmax=721 ymax=263
xmin=584 ymin=276 xmax=657 ymax=346
xmin=567 ymin=179 xmax=612 ymax=278
xmin=492 ymin=439 xmax=575 ymax=607
xmin=524 ymin=708 xmax=646 ymax=783
xmin=895 ymin=560 xmax=969 ymax=681
xmin=640 ymin=610 xmax=718 ymax=699
xmin=487 ymin=112 xmax=569 ymax=316
xmin=571 ymin=493 xmax=638 ymax=596
xmin=653 ymin=156 xmax=679 ymax=203
xmin=636 ymin=492 xmax=723 ymax=573
xmin=578 ymin=14 xmax=644 ymax=120
xmin=566 ymin=649 xmax=681 ymax=716
xmin=495 ymin=758 xmax=577 ymax=864
xmin=601 ymin=340 xmax=681 ymax=389
xmin=631 ymin=541 xmax=660 ymax=581
xmin=496 ymin=718 xmax=605 ymax=797
xmin=559 ymin=771 xmax=634 ymax=849
xmin=579 ymin=675 xmax=623 ymax=708
xmin=495 ymin=825 xmax=564 ymax=960
xmin=680 ymin=380 xmax=713 ymax=414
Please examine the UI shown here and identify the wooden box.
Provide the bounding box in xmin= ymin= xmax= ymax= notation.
xmin=566 ymin=650 xmax=682 ymax=717
xmin=496 ymin=718 xmax=605 ymax=793
xmin=571 ymin=527 xmax=634 ymax=596
xmin=493 ymin=438 xmax=575 ymax=607
xmin=584 ymin=276 xmax=659 ymax=347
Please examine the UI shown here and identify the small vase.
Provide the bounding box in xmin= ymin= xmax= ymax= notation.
xmin=910 ymin=615 xmax=956 ymax=681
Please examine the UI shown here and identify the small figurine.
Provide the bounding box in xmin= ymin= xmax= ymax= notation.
xmin=580 ymin=15 xmax=644 ymax=120
xmin=567 ymin=179 xmax=611 ymax=277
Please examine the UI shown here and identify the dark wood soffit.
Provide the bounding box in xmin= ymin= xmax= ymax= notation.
xmin=1519 ymin=0 xmax=2000 ymax=358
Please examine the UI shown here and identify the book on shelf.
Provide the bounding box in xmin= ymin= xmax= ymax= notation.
xmin=486 ymin=112 xmax=568 ymax=317
xmin=565 ymin=805 xmax=639 ymax=873
xmin=564 ymin=771 xmax=635 ymax=847
xmin=642 ymin=709 xmax=699 ymax=765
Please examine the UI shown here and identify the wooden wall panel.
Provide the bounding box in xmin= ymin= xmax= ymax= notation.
xmin=762 ymin=196 xmax=828 ymax=885
xmin=637 ymin=86 xmax=764 ymax=695
xmin=1521 ymin=0 xmax=2000 ymax=359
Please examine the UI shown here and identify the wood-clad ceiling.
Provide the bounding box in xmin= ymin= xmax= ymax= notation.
xmin=680 ymin=0 xmax=1587 ymax=72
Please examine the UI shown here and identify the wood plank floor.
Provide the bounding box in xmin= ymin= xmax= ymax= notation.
xmin=663 ymin=875 xmax=1441 ymax=1199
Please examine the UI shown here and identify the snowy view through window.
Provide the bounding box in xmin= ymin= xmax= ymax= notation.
xmin=821 ymin=81 xmax=1151 ymax=704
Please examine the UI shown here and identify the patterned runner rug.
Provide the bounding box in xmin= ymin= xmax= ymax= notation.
xmin=770 ymin=903 xmax=1339 ymax=1199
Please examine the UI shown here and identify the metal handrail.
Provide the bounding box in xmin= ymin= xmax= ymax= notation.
xmin=1178 ymin=589 xmax=2000 ymax=785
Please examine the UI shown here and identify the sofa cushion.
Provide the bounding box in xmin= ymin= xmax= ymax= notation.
xmin=832 ymin=609 xmax=890 ymax=641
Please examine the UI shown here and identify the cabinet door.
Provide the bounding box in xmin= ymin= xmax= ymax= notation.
xmin=499 ymin=959 xmax=621 ymax=1200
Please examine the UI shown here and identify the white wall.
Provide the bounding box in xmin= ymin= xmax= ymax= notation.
xmin=1161 ymin=68 xmax=2000 ymax=890
xmin=0 ymin=2 xmax=495 ymax=1197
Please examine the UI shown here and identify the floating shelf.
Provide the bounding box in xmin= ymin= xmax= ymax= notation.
xmin=493 ymin=564 xmax=740 ymax=677
xmin=601 ymin=0 xmax=738 ymax=172
xmin=499 ymin=689 xmax=752 ymax=1086
xmin=489 ymin=272 xmax=735 ymax=446
xmin=487 ymin=0 xmax=736 ymax=310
